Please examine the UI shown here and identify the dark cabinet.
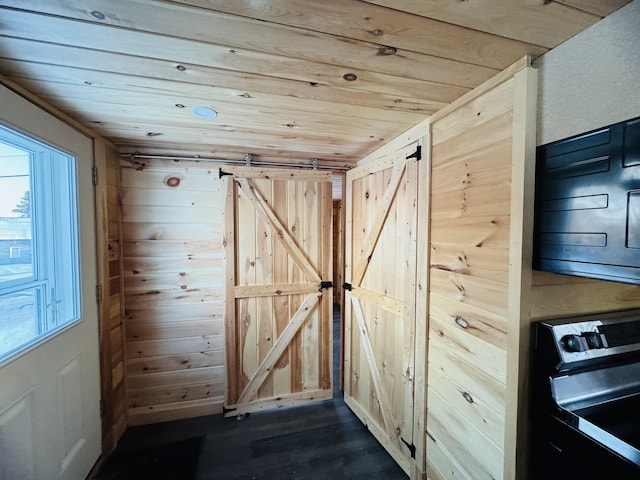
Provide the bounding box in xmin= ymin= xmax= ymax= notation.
xmin=534 ymin=117 xmax=640 ymax=284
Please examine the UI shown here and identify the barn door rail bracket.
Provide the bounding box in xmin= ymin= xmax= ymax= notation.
xmin=401 ymin=437 xmax=416 ymax=459
xmin=319 ymin=280 xmax=333 ymax=290
xmin=342 ymin=282 xmax=353 ymax=291
xmin=405 ymin=145 xmax=422 ymax=161
xmin=219 ymin=169 xmax=233 ymax=178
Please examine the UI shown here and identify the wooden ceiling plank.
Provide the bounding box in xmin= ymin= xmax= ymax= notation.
xmin=0 ymin=9 xmax=469 ymax=102
xmin=0 ymin=0 xmax=499 ymax=88
xmin=91 ymin=123 xmax=372 ymax=156
xmin=0 ymin=51 xmax=443 ymax=116
xmin=170 ymin=0 xmax=548 ymax=69
xmin=361 ymin=0 xmax=603 ymax=49
xmin=3 ymin=62 xmax=427 ymax=126
xmin=26 ymin=89 xmax=414 ymax=144
xmin=554 ymin=0 xmax=632 ymax=17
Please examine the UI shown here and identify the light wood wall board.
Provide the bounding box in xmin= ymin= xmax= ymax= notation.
xmin=426 ymin=432 xmax=473 ymax=480
xmin=344 ymin=143 xmax=421 ymax=476
xmin=430 ymin=215 xmax=512 ymax=250
xmin=427 ymin=73 xmax=520 ymax=479
xmin=429 ymin=269 xmax=509 ymax=318
xmin=429 ymin=292 xmax=507 ymax=352
xmin=128 ymin=381 xmax=225 ymax=409
xmin=429 ymin=309 xmax=506 ymax=384
xmin=427 ymin=388 xmax=503 ymax=480
xmin=428 ymin=342 xmax=506 ymax=418
xmin=121 ymin=159 xmax=226 ymax=425
xmin=429 ymin=244 xmax=510 ymax=284
xmin=127 ymin=335 xmax=225 ymax=359
xmin=224 ymin=168 xmax=333 ymax=415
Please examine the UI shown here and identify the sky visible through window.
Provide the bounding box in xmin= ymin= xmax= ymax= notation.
xmin=0 ymin=142 xmax=30 ymax=217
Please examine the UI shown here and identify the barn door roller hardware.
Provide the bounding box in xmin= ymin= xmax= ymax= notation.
xmin=219 ymin=169 xmax=233 ymax=178
xmin=119 ymin=153 xmax=351 ymax=171
xmin=405 ymin=145 xmax=422 ymax=161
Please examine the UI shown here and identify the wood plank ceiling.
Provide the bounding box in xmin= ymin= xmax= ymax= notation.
xmin=0 ymin=0 xmax=631 ymax=168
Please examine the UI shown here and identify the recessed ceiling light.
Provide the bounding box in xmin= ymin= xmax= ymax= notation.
xmin=190 ymin=106 xmax=217 ymax=118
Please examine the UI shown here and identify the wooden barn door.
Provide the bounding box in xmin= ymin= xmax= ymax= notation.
xmin=224 ymin=167 xmax=333 ymax=416
xmin=344 ymin=144 xmax=421 ymax=475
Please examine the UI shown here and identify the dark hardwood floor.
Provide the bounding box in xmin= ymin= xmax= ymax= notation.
xmin=97 ymin=307 xmax=406 ymax=479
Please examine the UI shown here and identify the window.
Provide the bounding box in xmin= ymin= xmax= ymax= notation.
xmin=0 ymin=124 xmax=80 ymax=362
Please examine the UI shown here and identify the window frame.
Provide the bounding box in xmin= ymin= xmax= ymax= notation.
xmin=0 ymin=124 xmax=81 ymax=363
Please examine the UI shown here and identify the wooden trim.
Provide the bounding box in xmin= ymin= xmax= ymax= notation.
xmin=351 ymin=296 xmax=401 ymax=447
xmin=352 ymin=160 xmax=406 ymax=286
xmin=225 ymin=389 xmax=333 ymax=417
xmin=503 ymin=66 xmax=538 ymax=480
xmin=343 ymin=163 xmax=354 ymax=397
xmin=236 ymin=177 xmax=321 ymax=282
xmin=236 ymin=292 xmax=322 ymax=404
xmin=234 ymin=283 xmax=320 ymax=298
xmin=320 ymin=179 xmax=334 ymax=391
xmin=411 ymin=133 xmax=431 ymax=480
xmin=223 ymin=176 xmax=239 ymax=406
xmin=94 ymin=138 xmax=114 ymax=453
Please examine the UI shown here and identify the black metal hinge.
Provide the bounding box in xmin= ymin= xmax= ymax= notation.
xmin=401 ymin=437 xmax=416 ymax=459
xmin=320 ymin=281 xmax=333 ymax=290
xmin=342 ymin=282 xmax=353 ymax=291
xmin=219 ymin=169 xmax=234 ymax=178
xmin=405 ymin=145 xmax=422 ymax=161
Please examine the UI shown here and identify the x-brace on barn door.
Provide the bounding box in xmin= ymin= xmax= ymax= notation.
xmin=344 ymin=144 xmax=421 ymax=474
xmin=224 ymin=167 xmax=333 ymax=416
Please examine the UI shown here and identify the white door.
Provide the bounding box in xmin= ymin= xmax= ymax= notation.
xmin=0 ymin=85 xmax=101 ymax=479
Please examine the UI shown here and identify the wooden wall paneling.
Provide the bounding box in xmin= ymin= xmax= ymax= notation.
xmin=121 ymin=159 xmax=226 ymax=425
xmin=427 ymin=62 xmax=532 ymax=479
